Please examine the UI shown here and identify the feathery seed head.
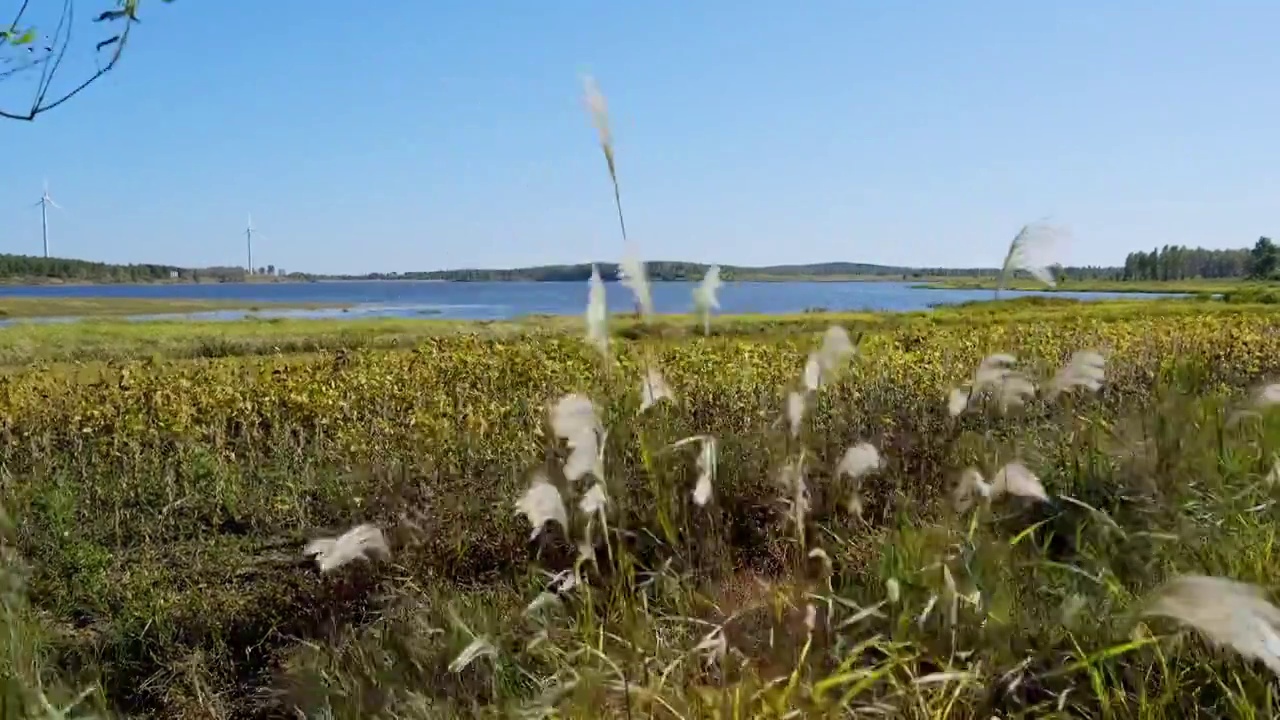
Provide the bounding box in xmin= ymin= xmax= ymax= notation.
xmin=1144 ymin=575 xmax=1280 ymax=677
xmin=694 ymin=627 xmax=728 ymax=666
xmin=838 ymin=442 xmax=883 ymax=518
xmin=886 ymin=578 xmax=901 ymax=604
xmin=957 ymin=353 xmax=1038 ymax=414
xmin=303 ymin=523 xmax=390 ymax=573
xmin=550 ymin=393 xmax=604 ymax=481
xmin=999 ymin=221 xmax=1062 ymax=293
xmin=692 ymin=265 xmax=722 ymax=334
xmin=619 ymin=251 xmax=653 ymax=317
xmin=516 ymin=473 xmax=568 ymax=540
xmin=991 ymin=461 xmax=1048 ymax=502
xmin=807 ymin=547 xmax=833 ymax=575
xmin=449 ymin=636 xmax=498 ymax=673
xmin=803 ymin=353 xmax=822 ymax=392
xmin=786 ymin=390 xmax=807 ymax=438
xmin=578 ymin=482 xmax=608 ymax=517
xmin=975 ymin=354 xmax=1018 ymax=386
xmin=693 ymin=436 xmax=717 ymax=506
xmin=585 ymin=265 xmax=609 ymax=355
xmin=995 ymin=375 xmax=1038 ymax=412
xmin=582 ymin=75 xmax=610 ymax=149
xmin=952 ymin=468 xmax=992 ymax=513
xmin=1046 ymin=349 xmax=1106 ymax=399
xmin=582 ymin=74 xmax=629 ymax=244
xmin=810 ymin=326 xmax=856 ymax=388
xmin=639 ymin=367 xmax=673 ymax=412
xmin=837 ymin=442 xmax=883 ymax=480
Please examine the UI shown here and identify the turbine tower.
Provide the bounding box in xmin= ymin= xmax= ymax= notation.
xmin=32 ymin=179 xmax=62 ymax=258
xmin=245 ymin=213 xmax=254 ymax=276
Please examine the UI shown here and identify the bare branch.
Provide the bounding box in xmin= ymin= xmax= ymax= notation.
xmin=0 ymin=0 xmax=158 ymax=121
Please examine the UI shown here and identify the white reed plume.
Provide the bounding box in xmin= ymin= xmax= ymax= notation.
xmin=579 ymin=482 xmax=608 ymax=517
xmin=1143 ymin=575 xmax=1280 ymax=677
xmin=692 ymin=265 xmax=722 ymax=335
xmin=585 ymin=264 xmax=609 ymax=356
xmin=1267 ymin=455 xmax=1280 ymax=487
xmin=803 ymin=354 xmax=822 ymax=392
xmin=640 ymin=366 xmax=673 ymax=412
xmin=942 ymin=564 xmax=959 ymax=625
xmin=837 ymin=442 xmax=883 ymax=517
xmin=952 ymin=468 xmax=992 ymax=513
xmin=515 ymin=472 xmax=568 ymax=540
xmin=991 ymin=461 xmax=1049 ymax=502
xmin=1046 ymin=350 xmax=1106 ymax=400
xmin=1254 ymin=383 xmax=1280 ymax=408
xmin=779 ymin=456 xmax=811 ymax=528
xmin=693 ymin=626 xmax=728 ymax=666
xmin=786 ymin=390 xmax=807 ymax=438
xmin=807 ymin=326 xmax=856 ymax=390
xmin=693 ymin=436 xmax=717 ymax=506
xmin=949 ymin=353 xmax=1037 ymax=416
xmin=619 ymin=250 xmax=653 ymax=317
xmin=303 ymin=523 xmax=390 ymax=573
xmin=672 ymin=434 xmax=718 ymax=506
xmin=837 ymin=442 xmax=883 ymax=479
xmin=582 ymin=75 xmax=627 ymax=244
xmin=997 ymin=221 xmax=1061 ymax=297
xmin=886 ymin=578 xmax=901 ymax=604
xmin=449 ymin=636 xmax=498 ymax=673
xmin=974 ymin=353 xmax=1019 ymax=387
xmin=550 ymin=393 xmax=605 ymax=482
xmin=807 ymin=547 xmax=833 ymax=575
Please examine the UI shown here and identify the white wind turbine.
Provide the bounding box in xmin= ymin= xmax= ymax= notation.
xmin=32 ymin=179 xmax=62 ymax=258
xmin=244 ymin=213 xmax=276 ymax=278
xmin=245 ymin=213 xmax=255 ymax=275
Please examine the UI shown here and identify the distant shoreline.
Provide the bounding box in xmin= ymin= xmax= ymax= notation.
xmin=0 ymin=275 xmax=1266 ymax=294
xmin=0 ymin=296 xmax=352 ymax=319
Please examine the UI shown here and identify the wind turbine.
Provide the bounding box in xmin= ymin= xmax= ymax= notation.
xmin=32 ymin=179 xmax=62 ymax=258
xmin=245 ymin=214 xmax=253 ymax=275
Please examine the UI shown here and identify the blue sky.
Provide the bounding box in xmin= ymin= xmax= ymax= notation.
xmin=0 ymin=2 xmax=1276 ymax=274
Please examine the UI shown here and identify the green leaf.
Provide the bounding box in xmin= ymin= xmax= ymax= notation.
xmin=14 ymin=28 xmax=36 ymax=46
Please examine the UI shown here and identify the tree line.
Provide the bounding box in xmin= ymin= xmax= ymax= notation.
xmin=0 ymin=241 xmax=1275 ymax=285
xmin=1121 ymin=238 xmax=1277 ymax=281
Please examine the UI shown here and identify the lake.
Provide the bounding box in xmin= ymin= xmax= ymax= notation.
xmin=0 ymin=281 xmax=1182 ymax=323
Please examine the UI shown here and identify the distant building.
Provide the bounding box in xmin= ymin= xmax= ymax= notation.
xmin=169 ymin=270 xmax=179 ymax=279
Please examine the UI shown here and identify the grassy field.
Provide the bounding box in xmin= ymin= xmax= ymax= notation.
xmin=0 ymin=295 xmax=351 ymax=319
xmin=0 ymin=295 xmax=1247 ymax=368
xmin=5 ymin=299 xmax=1280 ymax=718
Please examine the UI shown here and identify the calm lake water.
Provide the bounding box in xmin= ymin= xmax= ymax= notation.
xmin=0 ymin=281 xmax=1181 ymax=323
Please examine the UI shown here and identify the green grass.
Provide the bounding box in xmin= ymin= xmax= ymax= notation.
xmin=0 ymin=295 xmax=1259 ymax=368
xmin=0 ymin=295 xmax=351 ymax=318
xmin=3 ymin=303 xmax=1280 ymax=717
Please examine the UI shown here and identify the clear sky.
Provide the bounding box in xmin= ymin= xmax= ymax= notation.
xmin=0 ymin=2 xmax=1276 ymax=274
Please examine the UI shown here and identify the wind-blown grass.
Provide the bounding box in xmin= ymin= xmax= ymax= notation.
xmin=0 ymin=306 xmax=1278 ymax=716
xmin=5 ymin=75 xmax=1280 ymax=720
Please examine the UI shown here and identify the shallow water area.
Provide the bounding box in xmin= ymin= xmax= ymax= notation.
xmin=0 ymin=280 xmax=1186 ymax=325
